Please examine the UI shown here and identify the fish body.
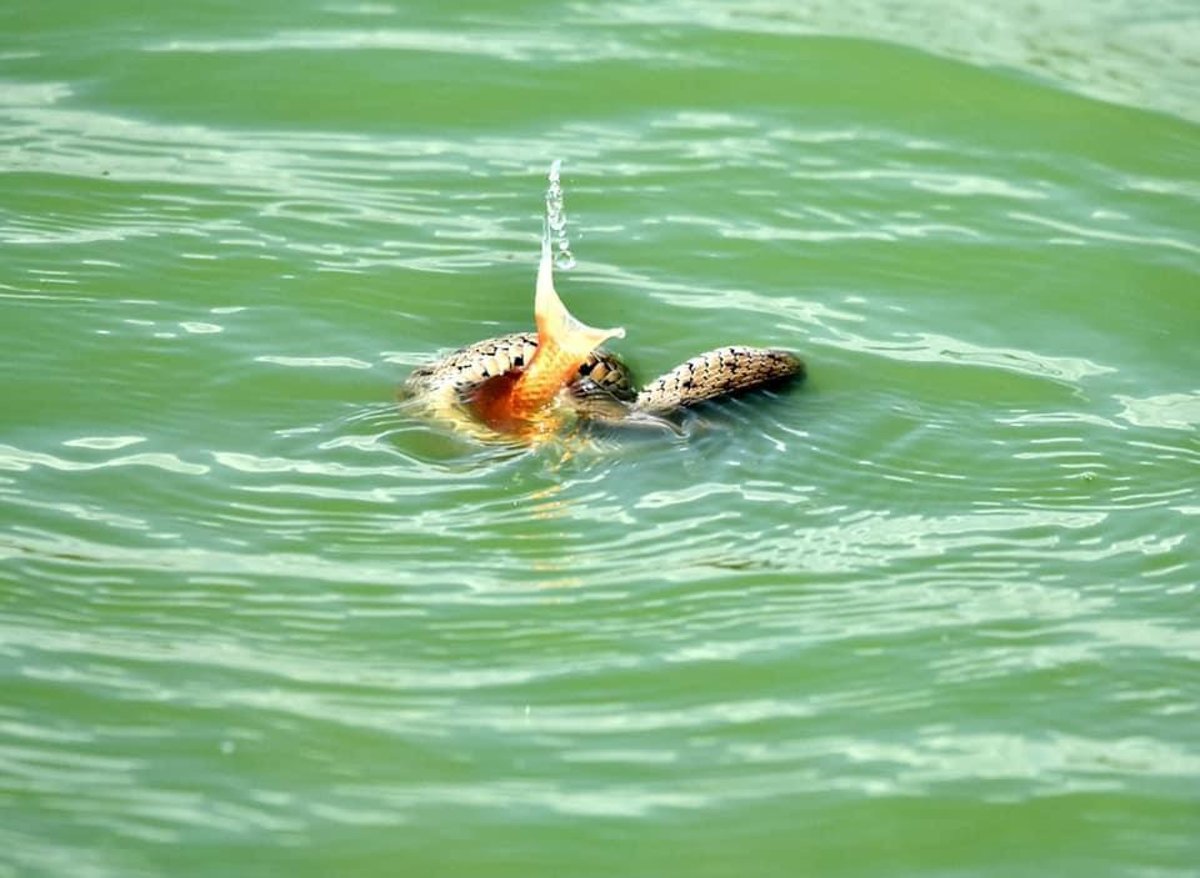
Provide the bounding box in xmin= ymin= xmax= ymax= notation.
xmin=525 ymin=245 xmax=626 ymax=410
xmin=465 ymin=244 xmax=624 ymax=432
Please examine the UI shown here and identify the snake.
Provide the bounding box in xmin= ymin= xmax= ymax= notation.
xmin=401 ymin=330 xmax=805 ymax=434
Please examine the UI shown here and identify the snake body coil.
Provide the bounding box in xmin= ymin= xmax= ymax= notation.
xmin=403 ymin=331 xmax=803 ymax=430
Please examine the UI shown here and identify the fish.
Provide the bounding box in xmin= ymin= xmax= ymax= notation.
xmin=465 ymin=239 xmax=625 ymax=433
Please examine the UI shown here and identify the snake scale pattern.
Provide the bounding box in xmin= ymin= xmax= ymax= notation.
xmin=403 ymin=331 xmax=804 ymax=426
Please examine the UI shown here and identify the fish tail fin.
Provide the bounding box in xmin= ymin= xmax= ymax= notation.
xmin=535 ymin=245 xmax=624 ymax=357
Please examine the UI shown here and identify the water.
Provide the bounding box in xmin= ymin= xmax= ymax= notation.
xmin=2 ymin=1 xmax=1198 ymax=876
xmin=545 ymin=159 xmax=576 ymax=270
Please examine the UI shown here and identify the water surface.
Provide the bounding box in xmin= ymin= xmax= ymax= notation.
xmin=2 ymin=1 xmax=1198 ymax=876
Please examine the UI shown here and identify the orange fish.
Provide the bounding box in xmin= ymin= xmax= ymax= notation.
xmin=469 ymin=244 xmax=624 ymax=434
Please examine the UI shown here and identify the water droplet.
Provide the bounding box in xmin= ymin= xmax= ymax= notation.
xmin=544 ymin=159 xmax=574 ymax=271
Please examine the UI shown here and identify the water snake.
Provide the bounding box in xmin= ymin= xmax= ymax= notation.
xmin=401 ymin=247 xmax=805 ymax=439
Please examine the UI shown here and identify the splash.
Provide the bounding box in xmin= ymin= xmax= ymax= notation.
xmin=544 ymin=159 xmax=576 ymax=270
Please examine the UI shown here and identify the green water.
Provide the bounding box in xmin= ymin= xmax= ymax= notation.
xmin=3 ymin=1 xmax=1198 ymax=875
